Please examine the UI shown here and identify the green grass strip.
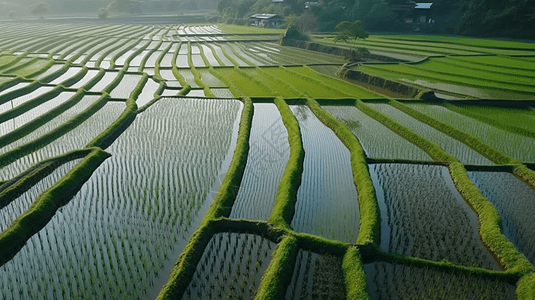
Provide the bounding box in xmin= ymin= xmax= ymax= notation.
xmin=0 ymin=85 xmax=65 ymax=124
xmin=86 ymin=96 xmax=137 ymax=150
xmin=80 ymin=38 xmax=120 ymax=66
xmin=0 ymin=80 xmax=41 ymax=105
xmin=389 ymin=100 xmax=517 ymax=165
xmin=59 ymin=66 xmax=88 ymax=87
xmin=229 ymin=43 xmax=255 ymax=66
xmin=202 ymin=97 xmax=252 ymax=219
xmin=209 ymin=67 xmax=245 ymax=97
xmin=122 ymin=40 xmax=151 ymax=71
xmin=343 ymin=246 xmax=370 ymax=300
xmin=217 ymin=43 xmax=240 ymax=66
xmin=24 ymin=59 xmax=55 ymax=79
xmin=110 ymin=38 xmax=143 ymax=69
xmin=139 ymin=40 xmax=163 ymax=72
xmin=129 ymin=73 xmax=148 ymax=100
xmin=370 ymin=247 xmax=519 ymax=283
xmin=102 ymin=70 xmax=125 ymax=94
xmin=37 ymin=62 xmax=72 ymax=84
xmin=81 ymin=68 xmax=105 ymax=91
xmin=0 ymin=55 xmax=23 ymax=71
xmin=154 ymin=42 xmax=173 ymax=81
xmin=444 ymin=103 xmax=535 ymax=139
xmin=0 ymin=94 xmax=109 ymax=170
xmin=356 ymin=100 xmax=455 ymax=162
xmin=255 ymin=235 xmax=299 ymax=300
xmin=305 ymin=98 xmax=379 ymax=245
xmin=0 ymin=90 xmax=85 ymax=148
xmin=268 ymin=97 xmax=304 ymax=230
xmin=0 ymin=148 xmax=92 ymax=209
xmin=203 ymin=43 xmax=224 ymax=66
xmin=513 ymin=165 xmax=535 ymax=189
xmin=1 ymin=57 xmax=39 ymax=75
xmin=517 ymin=273 xmax=535 ymax=299
xmin=449 ymin=161 xmax=535 ymax=275
xmin=0 ymin=148 xmax=110 ymax=266
xmin=197 ymin=43 xmax=211 ymax=66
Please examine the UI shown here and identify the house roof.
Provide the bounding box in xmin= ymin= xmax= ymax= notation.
xmin=272 ymin=0 xmax=284 ymax=2
xmin=250 ymin=13 xmax=283 ymax=19
xmin=415 ymin=3 xmax=433 ymax=9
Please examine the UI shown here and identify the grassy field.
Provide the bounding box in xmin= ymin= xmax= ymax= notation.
xmin=0 ymin=21 xmax=534 ymax=300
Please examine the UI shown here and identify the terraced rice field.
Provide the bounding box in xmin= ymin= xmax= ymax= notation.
xmin=0 ymin=21 xmax=534 ymax=300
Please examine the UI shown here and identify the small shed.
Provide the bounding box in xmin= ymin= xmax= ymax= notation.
xmin=249 ymin=14 xmax=284 ymax=28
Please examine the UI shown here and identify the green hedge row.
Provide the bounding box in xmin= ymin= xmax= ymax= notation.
xmin=0 ymin=147 xmax=110 ymax=267
xmin=122 ymin=40 xmax=151 ymax=71
xmin=1 ymin=57 xmax=39 ymax=75
xmin=110 ymin=38 xmax=143 ymax=69
xmin=25 ymin=59 xmax=56 ymax=79
xmin=0 ymin=93 xmax=109 ymax=170
xmin=268 ymin=97 xmax=304 ymax=230
xmin=154 ymin=42 xmax=173 ymax=81
xmin=306 ymin=98 xmax=379 ymax=245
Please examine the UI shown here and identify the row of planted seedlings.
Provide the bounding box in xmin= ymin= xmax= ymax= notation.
xmin=0 ymin=67 xmax=147 ymax=181
xmin=0 ymin=71 xmax=154 ymax=299
xmin=156 ymin=95 xmax=372 ymax=299
xmin=323 ymin=97 xmax=535 ymax=298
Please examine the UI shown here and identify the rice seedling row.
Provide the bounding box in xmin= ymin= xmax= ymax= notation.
xmin=406 ymin=103 xmax=535 ymax=163
xmin=468 ymin=171 xmax=535 ymax=265
xmin=69 ymin=70 xmax=101 ymax=89
xmin=366 ymin=103 xmax=492 ymax=164
xmin=183 ymin=233 xmax=276 ymax=300
xmin=0 ymin=91 xmax=76 ymax=137
xmin=285 ymin=249 xmax=347 ymax=300
xmin=230 ymin=103 xmax=290 ymax=220
xmin=0 ymin=101 xmax=123 ymax=180
xmin=0 ymin=86 xmax=55 ymax=115
xmin=0 ymin=159 xmax=81 ymax=233
xmin=322 ymin=105 xmax=431 ymax=160
xmin=364 ymin=262 xmax=516 ymax=300
xmin=370 ymin=163 xmax=500 ymax=269
xmin=109 ymin=74 xmax=143 ymax=99
xmin=135 ymin=78 xmax=162 ymax=109
xmin=216 ymin=43 xmax=249 ymax=66
xmin=89 ymin=71 xmax=120 ymax=92
xmin=205 ymin=44 xmax=235 ymax=66
xmin=0 ymin=98 xmax=242 ymax=298
xmin=289 ymin=105 xmax=359 ymax=243
xmin=48 ymin=67 xmax=83 ymax=85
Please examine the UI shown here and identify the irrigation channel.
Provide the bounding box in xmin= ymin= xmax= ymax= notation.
xmin=1 ymin=21 xmax=535 ymax=299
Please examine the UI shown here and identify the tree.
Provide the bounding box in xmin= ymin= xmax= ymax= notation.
xmin=106 ymin=0 xmax=132 ymax=14
xmin=334 ymin=20 xmax=369 ymax=63
xmin=98 ymin=7 xmax=109 ymax=19
xmin=29 ymin=2 xmax=50 ymax=18
xmin=334 ymin=20 xmax=369 ymax=45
